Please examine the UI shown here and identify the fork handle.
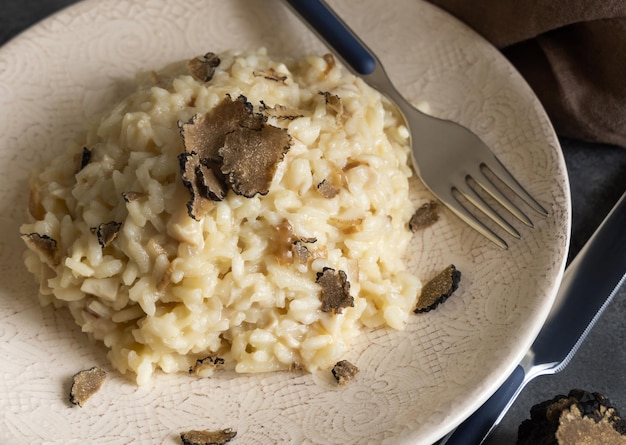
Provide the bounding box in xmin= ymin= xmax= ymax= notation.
xmin=283 ymin=0 xmax=377 ymax=75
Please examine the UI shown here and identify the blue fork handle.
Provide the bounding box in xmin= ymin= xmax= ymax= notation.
xmin=283 ymin=0 xmax=377 ymax=75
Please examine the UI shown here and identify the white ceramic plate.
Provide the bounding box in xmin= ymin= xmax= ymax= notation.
xmin=0 ymin=0 xmax=570 ymax=443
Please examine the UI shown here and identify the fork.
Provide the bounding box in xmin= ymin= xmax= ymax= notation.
xmin=283 ymin=0 xmax=548 ymax=249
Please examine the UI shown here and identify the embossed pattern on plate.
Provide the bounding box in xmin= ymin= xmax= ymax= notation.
xmin=0 ymin=0 xmax=570 ymax=444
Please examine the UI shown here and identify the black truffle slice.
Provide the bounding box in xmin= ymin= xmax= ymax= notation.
xmin=189 ymin=355 xmax=225 ymax=378
xmin=69 ymin=367 xmax=106 ymax=407
xmin=21 ymin=232 xmax=57 ymax=263
xmin=332 ymin=360 xmax=359 ymax=386
xmin=95 ymin=221 xmax=122 ymax=248
xmin=409 ymin=201 xmax=440 ymax=232
xmin=197 ymin=162 xmax=227 ymax=201
xmin=316 ymin=267 xmax=354 ymax=314
xmin=178 ymin=95 xmax=282 ymax=218
xmin=179 ymin=152 xmax=215 ymax=220
xmin=414 ymin=264 xmax=461 ymax=313
xmin=517 ymin=389 xmax=626 ymax=445
xmin=180 ymin=429 xmax=237 ymax=445
xmin=219 ymin=124 xmax=292 ymax=198
xmin=187 ymin=52 xmax=221 ymax=82
xmin=180 ymin=95 xmax=264 ymax=163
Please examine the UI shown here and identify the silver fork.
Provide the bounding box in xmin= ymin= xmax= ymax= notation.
xmin=283 ymin=0 xmax=548 ymax=249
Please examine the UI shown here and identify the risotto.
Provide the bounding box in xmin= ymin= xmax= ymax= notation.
xmin=20 ymin=48 xmax=422 ymax=385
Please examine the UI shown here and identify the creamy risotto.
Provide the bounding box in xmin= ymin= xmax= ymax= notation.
xmin=20 ymin=49 xmax=422 ymax=385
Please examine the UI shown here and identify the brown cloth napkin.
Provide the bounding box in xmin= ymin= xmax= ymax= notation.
xmin=426 ymin=0 xmax=626 ymax=148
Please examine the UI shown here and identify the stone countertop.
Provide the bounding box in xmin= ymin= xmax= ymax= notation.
xmin=2 ymin=1 xmax=626 ymax=444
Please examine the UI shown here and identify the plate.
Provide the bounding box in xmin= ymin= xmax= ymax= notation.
xmin=0 ymin=0 xmax=570 ymax=443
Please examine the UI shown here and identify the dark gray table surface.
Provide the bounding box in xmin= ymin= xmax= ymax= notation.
xmin=2 ymin=1 xmax=626 ymax=444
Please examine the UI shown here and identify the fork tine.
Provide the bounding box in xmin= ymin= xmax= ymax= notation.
xmin=436 ymin=188 xmax=510 ymax=249
xmin=454 ymin=181 xmax=521 ymax=239
xmin=471 ymin=168 xmax=534 ymax=227
xmin=482 ymin=155 xmax=549 ymax=217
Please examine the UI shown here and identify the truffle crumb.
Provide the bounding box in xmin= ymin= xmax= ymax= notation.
xmin=95 ymin=221 xmax=122 ymax=248
xmin=121 ymin=191 xmax=146 ymax=203
xmin=180 ymin=428 xmax=237 ymax=445
xmin=21 ymin=232 xmax=57 ymax=263
xmin=272 ymin=219 xmax=298 ymax=264
xmin=317 ymin=179 xmax=340 ymax=199
xmin=332 ymin=360 xmax=359 ymax=386
xmin=414 ymin=264 xmax=461 ymax=313
xmin=69 ymin=367 xmax=106 ymax=407
xmin=253 ymin=68 xmax=288 ymax=84
xmin=271 ymin=219 xmax=317 ymax=265
xmin=289 ymin=361 xmax=305 ymax=372
xmin=259 ymin=101 xmax=303 ymax=120
xmin=292 ymin=240 xmax=311 ymax=264
xmin=189 ymin=355 xmax=225 ymax=378
xmin=187 ymin=52 xmax=221 ymax=82
xmin=329 ymin=216 xmax=364 ymax=234
xmin=517 ymin=389 xmax=626 ymax=445
xmin=320 ymin=91 xmax=348 ymax=121
xmin=323 ymin=53 xmax=336 ymax=75
xmin=28 ymin=184 xmax=45 ymax=220
xmin=409 ymin=201 xmax=440 ymax=232
xmin=316 ymin=267 xmax=354 ymax=314
xmin=75 ymin=146 xmax=92 ymax=173
xmin=157 ymin=263 xmax=173 ymax=291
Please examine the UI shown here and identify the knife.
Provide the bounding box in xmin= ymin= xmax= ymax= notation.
xmin=439 ymin=190 xmax=626 ymax=445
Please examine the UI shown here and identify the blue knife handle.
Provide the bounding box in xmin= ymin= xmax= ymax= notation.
xmin=442 ymin=365 xmax=526 ymax=445
xmin=284 ymin=0 xmax=377 ymax=75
